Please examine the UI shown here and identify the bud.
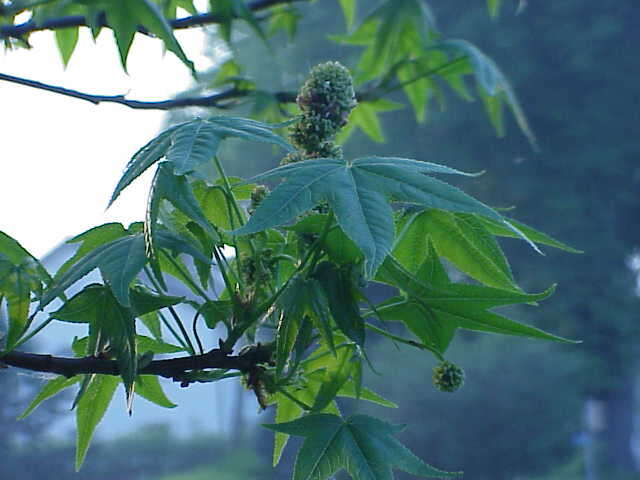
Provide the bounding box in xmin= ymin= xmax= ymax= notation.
xmin=249 ymin=184 xmax=269 ymax=215
xmin=432 ymin=360 xmax=465 ymax=392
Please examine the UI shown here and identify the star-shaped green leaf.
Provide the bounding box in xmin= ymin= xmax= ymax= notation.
xmin=109 ymin=116 xmax=293 ymax=207
xmin=232 ymin=156 xmax=523 ymax=278
xmin=40 ymin=230 xmax=207 ymax=309
xmin=376 ymin=243 xmax=577 ymax=355
xmin=265 ymin=413 xmax=461 ymax=480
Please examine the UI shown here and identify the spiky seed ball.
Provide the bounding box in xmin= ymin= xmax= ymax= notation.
xmin=249 ymin=185 xmax=269 ymax=215
xmin=290 ymin=61 xmax=357 ymax=156
xmin=432 ymin=360 xmax=465 ymax=392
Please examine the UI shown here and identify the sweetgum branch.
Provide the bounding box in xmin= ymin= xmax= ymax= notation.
xmin=0 ymin=0 xmax=304 ymax=40
xmin=0 ymin=72 xmax=379 ymax=110
xmin=0 ymin=345 xmax=272 ymax=383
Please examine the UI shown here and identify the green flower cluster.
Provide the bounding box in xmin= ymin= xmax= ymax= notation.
xmin=432 ymin=360 xmax=465 ymax=392
xmin=283 ymin=61 xmax=357 ymax=163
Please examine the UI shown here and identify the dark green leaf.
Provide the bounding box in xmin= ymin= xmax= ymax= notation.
xmin=110 ymin=117 xmax=292 ymax=204
xmin=314 ymin=262 xmax=364 ymax=346
xmin=233 ymin=156 xmax=513 ymax=278
xmin=265 ymin=413 xmax=461 ymax=479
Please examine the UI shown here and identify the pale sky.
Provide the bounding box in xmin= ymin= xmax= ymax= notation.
xmin=1 ymin=24 xmax=213 ymax=258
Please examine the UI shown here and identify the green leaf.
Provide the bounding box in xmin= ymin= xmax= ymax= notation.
xmin=51 ymin=284 xmax=137 ymax=403
xmin=487 ymin=0 xmax=501 ymax=17
xmin=130 ymin=0 xmax=194 ymax=72
xmin=336 ymin=0 xmax=438 ymax=83
xmin=476 ymin=215 xmax=582 ymax=253
xmin=135 ymin=375 xmax=176 ymax=408
xmin=394 ymin=209 xmax=518 ymax=290
xmin=109 ymin=116 xmax=292 ymax=205
xmin=18 ymin=375 xmax=81 ymax=419
xmin=233 ymin=156 xmax=508 ymax=278
xmin=265 ymin=413 xmax=461 ymax=479
xmin=337 ymin=382 xmax=398 ymax=409
xmin=105 ymin=0 xmax=137 ymax=69
xmin=436 ymin=39 xmax=537 ymax=148
xmin=75 ymin=375 xmax=119 ymax=471
xmin=311 ymin=344 xmax=357 ymax=412
xmin=58 ymin=223 xmax=129 ymax=277
xmin=314 ymin=262 xmax=364 ymax=346
xmin=145 ymin=162 xmax=219 ymax=257
xmin=376 ymin=251 xmax=577 ymax=351
xmin=337 ymin=99 xmax=404 ymax=144
xmin=338 ymin=0 xmax=356 ymax=29
xmin=42 ymin=231 xmax=206 ymax=309
xmin=130 ymin=285 xmax=183 ymax=316
xmin=55 ymin=27 xmax=79 ymax=67
xmin=41 ymin=235 xmax=147 ymax=309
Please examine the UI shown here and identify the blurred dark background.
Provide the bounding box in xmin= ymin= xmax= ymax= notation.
xmin=2 ymin=1 xmax=638 ymax=479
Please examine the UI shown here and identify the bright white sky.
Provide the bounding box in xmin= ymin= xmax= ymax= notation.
xmin=1 ymin=23 xmax=213 ymax=258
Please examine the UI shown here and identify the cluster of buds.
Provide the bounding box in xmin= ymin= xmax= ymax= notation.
xmin=432 ymin=360 xmax=465 ymax=393
xmin=283 ymin=61 xmax=357 ymax=164
xmin=248 ymin=184 xmax=269 ymax=215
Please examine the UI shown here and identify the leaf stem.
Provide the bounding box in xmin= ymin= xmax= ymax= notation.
xmin=364 ymin=322 xmax=444 ymax=361
xmin=277 ymin=387 xmax=312 ymax=411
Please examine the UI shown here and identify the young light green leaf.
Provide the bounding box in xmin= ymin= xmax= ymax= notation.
xmin=135 ymin=375 xmax=176 ymax=408
xmin=55 ymin=27 xmax=79 ymax=67
xmin=265 ymin=413 xmax=461 ymax=480
xmin=233 ymin=156 xmax=505 ymax=278
xmin=75 ymin=375 xmax=119 ymax=471
xmin=337 ymin=382 xmax=398 ymax=408
xmin=337 ymin=99 xmax=404 ymax=144
xmin=18 ymin=375 xmax=81 ymax=419
xmin=394 ymin=209 xmax=518 ymax=290
xmin=476 ymin=215 xmax=582 ymax=253
xmin=377 ymin=251 xmax=577 ymax=347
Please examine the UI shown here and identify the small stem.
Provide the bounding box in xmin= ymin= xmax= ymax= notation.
xmin=364 ymin=322 xmax=444 ymax=361
xmin=191 ymin=309 xmax=205 ymax=356
xmin=157 ymin=311 xmax=190 ymax=352
xmin=166 ymin=305 xmax=196 ymax=355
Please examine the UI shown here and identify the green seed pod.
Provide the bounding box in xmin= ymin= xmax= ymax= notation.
xmin=432 ymin=360 xmax=465 ymax=392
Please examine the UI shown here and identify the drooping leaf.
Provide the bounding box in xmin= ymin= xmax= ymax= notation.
xmin=18 ymin=375 xmax=81 ymax=419
xmin=75 ymin=375 xmax=119 ymax=471
xmin=435 ymin=39 xmax=537 ymax=147
xmin=51 ymin=284 xmax=137 ymax=403
xmin=314 ymin=262 xmax=364 ymax=346
xmin=109 ymin=117 xmax=292 ymax=205
xmin=145 ymin=162 xmax=219 ymax=258
xmin=232 ymin=156 xmax=515 ymax=278
xmin=338 ymin=0 xmax=357 ymax=29
xmin=265 ymin=413 xmax=461 ymax=479
xmin=130 ymin=285 xmax=184 ymax=316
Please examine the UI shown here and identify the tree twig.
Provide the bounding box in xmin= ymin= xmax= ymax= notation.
xmin=0 ymin=72 xmax=296 ymax=109
xmin=0 ymin=0 xmax=305 ymax=40
xmin=0 ymin=344 xmax=273 ymax=383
